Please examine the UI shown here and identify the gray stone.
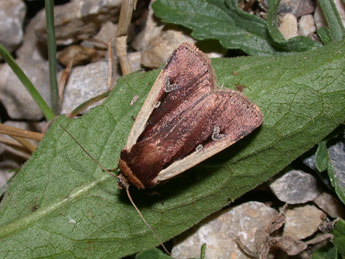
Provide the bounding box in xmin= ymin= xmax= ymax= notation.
xmin=132 ymin=1 xmax=195 ymax=68
xmin=283 ymin=205 xmax=326 ymax=240
xmin=303 ymin=153 xmax=316 ymax=170
xmin=16 ymin=8 xmax=47 ymax=61
xmin=35 ymin=0 xmax=122 ymax=46
xmin=298 ymin=14 xmax=316 ymax=37
xmin=132 ymin=2 xmax=225 ymax=68
xmin=279 ymin=13 xmax=298 ymax=39
xmin=57 ymin=45 xmax=99 ymax=67
xmin=270 ymin=169 xmax=322 ymax=204
xmin=141 ymin=30 xmax=196 ymax=68
xmin=60 ymin=60 xmax=109 ymax=114
xmin=314 ymin=192 xmax=345 ymax=218
xmin=171 ymin=202 xmax=278 ymax=259
xmin=0 ymin=58 xmax=50 ymax=120
xmin=127 ymin=51 xmax=142 ymax=72
xmin=0 ymin=0 xmax=26 ymax=53
xmin=276 ymin=0 xmax=315 ymax=17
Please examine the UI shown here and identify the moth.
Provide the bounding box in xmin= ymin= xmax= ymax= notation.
xmin=60 ymin=43 xmax=263 ymax=253
xmin=119 ymin=43 xmax=263 ymax=189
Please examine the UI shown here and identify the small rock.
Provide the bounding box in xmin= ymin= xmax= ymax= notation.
xmin=276 ymin=0 xmax=315 ymax=18
xmin=82 ymin=20 xmax=136 ymax=50
xmin=131 ymin=1 xmax=166 ymax=52
xmin=127 ymin=51 xmax=142 ymax=72
xmin=271 ymin=235 xmax=307 ymax=256
xmin=171 ymin=202 xmax=278 ymax=259
xmin=0 ymin=58 xmax=50 ymax=120
xmin=133 ymin=2 xmax=225 ymax=68
xmin=141 ymin=30 xmax=195 ymax=68
xmin=303 ymin=152 xmax=317 ymax=171
xmin=279 ymin=13 xmax=298 ymax=39
xmin=88 ymin=21 xmax=118 ymax=49
xmin=0 ymin=0 xmax=26 ymax=53
xmin=314 ymin=192 xmax=345 ymax=218
xmin=35 ymin=0 xmax=122 ymax=46
xmin=60 ymin=60 xmax=109 ymax=114
xmin=298 ymin=14 xmax=316 ymax=37
xmin=270 ymin=169 xmax=322 ymax=204
xmin=283 ymin=205 xmax=326 ymax=240
xmin=58 ymin=45 xmax=98 ymax=67
xmin=132 ymin=1 xmax=195 ymax=68
xmin=16 ymin=8 xmax=47 ymax=61
xmin=295 ymin=0 xmax=315 ymax=17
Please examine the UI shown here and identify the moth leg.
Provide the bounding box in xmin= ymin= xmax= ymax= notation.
xmin=103 ymin=167 xmax=119 ymax=172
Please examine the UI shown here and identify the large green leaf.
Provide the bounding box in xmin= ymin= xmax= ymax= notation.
xmin=0 ymin=41 xmax=345 ymax=258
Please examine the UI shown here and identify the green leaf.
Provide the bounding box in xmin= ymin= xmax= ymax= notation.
xmin=135 ymin=248 xmax=171 ymax=259
xmin=318 ymin=0 xmax=345 ymax=41
xmin=152 ymin=0 xmax=321 ymax=55
xmin=312 ymin=243 xmax=337 ymax=259
xmin=315 ymin=141 xmax=328 ymax=172
xmin=200 ymin=243 xmax=207 ymax=259
xmin=0 ymin=41 xmax=345 ymax=258
xmin=328 ymin=156 xmax=345 ymax=205
xmin=318 ymin=27 xmax=333 ymax=45
xmin=333 ymin=219 xmax=345 ymax=256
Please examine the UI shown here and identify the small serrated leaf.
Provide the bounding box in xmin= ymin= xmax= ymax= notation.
xmin=332 ymin=219 xmax=345 ymax=256
xmin=327 ymin=161 xmax=345 ymax=204
xmin=315 ymin=141 xmax=328 ymax=172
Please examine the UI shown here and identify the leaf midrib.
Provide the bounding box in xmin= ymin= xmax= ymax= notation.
xmin=0 ymin=174 xmax=110 ymax=238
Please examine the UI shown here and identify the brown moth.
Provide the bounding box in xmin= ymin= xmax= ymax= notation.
xmin=61 ymin=43 xmax=263 ymax=253
xmin=119 ymin=43 xmax=263 ymax=189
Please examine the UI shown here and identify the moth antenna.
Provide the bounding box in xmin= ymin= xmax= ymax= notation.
xmin=124 ymin=185 xmax=170 ymax=255
xmin=61 ymin=124 xmax=170 ymax=254
xmin=60 ymin=124 xmax=116 ymax=178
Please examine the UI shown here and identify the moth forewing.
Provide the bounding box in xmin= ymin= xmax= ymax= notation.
xmin=155 ymin=90 xmax=263 ymax=184
xmin=155 ymin=138 xmax=237 ymax=183
xmin=125 ymin=73 xmax=167 ymax=150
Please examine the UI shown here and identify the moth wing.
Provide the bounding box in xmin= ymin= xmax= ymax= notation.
xmin=154 ymin=89 xmax=263 ymax=184
xmin=125 ymin=42 xmax=215 ymax=150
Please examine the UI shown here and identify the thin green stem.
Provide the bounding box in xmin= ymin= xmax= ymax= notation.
xmin=45 ymin=0 xmax=60 ymax=114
